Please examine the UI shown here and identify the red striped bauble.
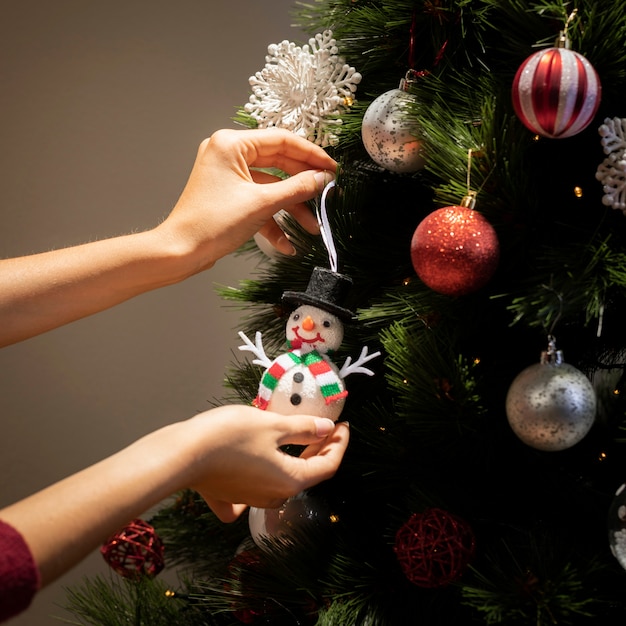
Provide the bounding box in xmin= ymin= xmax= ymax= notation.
xmin=512 ymin=45 xmax=601 ymax=139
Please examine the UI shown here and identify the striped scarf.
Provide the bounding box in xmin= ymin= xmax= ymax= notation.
xmin=254 ymin=349 xmax=347 ymax=411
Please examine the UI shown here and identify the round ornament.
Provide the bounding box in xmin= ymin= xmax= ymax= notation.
xmin=248 ymin=491 xmax=333 ymax=549
xmin=100 ymin=519 xmax=165 ymax=579
xmin=608 ymin=483 xmax=626 ymax=571
xmin=410 ymin=194 xmax=500 ymax=296
xmin=505 ymin=339 xmax=596 ymax=451
xmin=394 ymin=508 xmax=476 ymax=588
xmin=361 ymin=76 xmax=425 ymax=173
xmin=511 ymin=32 xmax=601 ymax=139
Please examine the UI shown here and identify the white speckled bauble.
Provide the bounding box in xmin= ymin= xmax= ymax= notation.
xmin=608 ymin=482 xmax=626 ymax=571
xmin=361 ymin=79 xmax=425 ymax=173
xmin=505 ymin=339 xmax=596 ymax=451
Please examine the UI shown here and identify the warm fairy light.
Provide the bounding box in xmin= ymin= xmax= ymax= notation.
xmin=403 ymin=277 xmax=412 ymax=286
xmin=574 ymin=186 xmax=583 ymax=198
xmin=614 ymin=388 xmax=621 ymax=396
xmin=533 ymin=134 xmax=541 ymax=142
xmin=403 ymin=378 xmax=409 ymax=385
xmin=473 ymin=357 xmax=481 ymax=365
xmin=329 ymin=514 xmax=340 ymax=523
xmin=599 ymin=451 xmax=608 ymax=462
xmin=165 ymin=590 xmax=176 ymax=598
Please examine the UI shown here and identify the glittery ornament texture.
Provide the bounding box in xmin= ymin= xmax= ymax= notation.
xmin=410 ymin=205 xmax=500 ymax=296
xmin=361 ymin=88 xmax=425 ymax=173
xmin=505 ymin=361 xmax=596 ymax=451
xmin=511 ymin=46 xmax=601 ymax=139
xmin=245 ymin=30 xmax=362 ymax=147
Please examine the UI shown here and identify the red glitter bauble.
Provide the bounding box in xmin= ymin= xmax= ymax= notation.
xmin=100 ymin=519 xmax=164 ymax=579
xmin=410 ymin=205 xmax=499 ymax=296
xmin=394 ymin=508 xmax=476 ymax=588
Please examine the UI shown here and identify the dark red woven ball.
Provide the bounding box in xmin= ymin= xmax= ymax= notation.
xmin=100 ymin=519 xmax=164 ymax=579
xmin=394 ymin=507 xmax=475 ymax=588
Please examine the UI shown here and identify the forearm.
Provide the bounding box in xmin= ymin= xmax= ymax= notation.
xmin=0 ymin=422 xmax=189 ymax=587
xmin=0 ymin=228 xmax=199 ymax=347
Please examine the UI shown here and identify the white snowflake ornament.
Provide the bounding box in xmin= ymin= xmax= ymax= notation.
xmin=595 ymin=117 xmax=626 ymax=214
xmin=245 ymin=30 xmax=362 ymax=147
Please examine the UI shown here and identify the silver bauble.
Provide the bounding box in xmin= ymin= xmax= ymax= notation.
xmin=248 ymin=491 xmax=331 ymax=549
xmin=505 ymin=345 xmax=596 ymax=451
xmin=608 ymin=482 xmax=626 ymax=571
xmin=361 ymin=88 xmax=425 ymax=173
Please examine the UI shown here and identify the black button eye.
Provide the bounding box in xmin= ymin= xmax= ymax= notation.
xmin=323 ymin=320 xmax=331 ymax=328
xmin=292 ymin=313 xmax=300 ymax=321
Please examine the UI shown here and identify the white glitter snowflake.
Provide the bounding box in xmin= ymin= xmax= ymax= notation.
xmin=244 ymin=30 xmax=362 ymax=147
xmin=595 ymin=117 xmax=626 ymax=214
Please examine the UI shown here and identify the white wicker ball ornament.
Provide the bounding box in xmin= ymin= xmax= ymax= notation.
xmin=361 ymin=80 xmax=425 ymax=173
xmin=609 ymin=483 xmax=626 ymax=571
xmin=511 ymin=32 xmax=601 ymax=139
xmin=505 ymin=339 xmax=596 ymax=451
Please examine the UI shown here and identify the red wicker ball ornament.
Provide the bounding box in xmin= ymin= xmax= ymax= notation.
xmin=511 ymin=34 xmax=601 ymax=139
xmin=394 ymin=508 xmax=476 ymax=588
xmin=410 ymin=196 xmax=500 ymax=296
xmin=100 ymin=519 xmax=165 ymax=579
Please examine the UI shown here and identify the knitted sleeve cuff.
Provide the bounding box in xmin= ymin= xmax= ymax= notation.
xmin=0 ymin=518 xmax=41 ymax=623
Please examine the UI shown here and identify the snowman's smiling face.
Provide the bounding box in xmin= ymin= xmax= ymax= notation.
xmin=287 ymin=304 xmax=344 ymax=353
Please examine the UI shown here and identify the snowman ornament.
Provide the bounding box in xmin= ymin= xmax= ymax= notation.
xmin=239 ymin=266 xmax=380 ymax=421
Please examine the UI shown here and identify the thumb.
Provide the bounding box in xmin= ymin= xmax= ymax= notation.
xmin=274 ymin=415 xmax=336 ymax=447
xmin=262 ymin=170 xmax=335 ymax=210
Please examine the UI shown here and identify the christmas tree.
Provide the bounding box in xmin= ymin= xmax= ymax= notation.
xmin=66 ymin=1 xmax=626 ymax=624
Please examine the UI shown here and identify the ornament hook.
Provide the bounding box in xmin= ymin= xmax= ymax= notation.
xmin=556 ymin=7 xmax=578 ymax=48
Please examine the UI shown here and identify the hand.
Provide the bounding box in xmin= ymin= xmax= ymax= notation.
xmin=0 ymin=404 xmax=349 ymax=586
xmin=157 ymin=128 xmax=337 ymax=269
xmin=178 ymin=405 xmax=350 ymax=522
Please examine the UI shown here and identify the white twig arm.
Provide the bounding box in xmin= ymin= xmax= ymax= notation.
xmin=339 ymin=346 xmax=381 ymax=378
xmin=238 ymin=331 xmax=272 ymax=368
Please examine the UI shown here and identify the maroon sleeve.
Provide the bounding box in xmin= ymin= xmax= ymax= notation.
xmin=0 ymin=519 xmax=41 ymax=622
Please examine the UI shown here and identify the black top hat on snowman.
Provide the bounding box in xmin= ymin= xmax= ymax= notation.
xmin=282 ymin=266 xmax=355 ymax=322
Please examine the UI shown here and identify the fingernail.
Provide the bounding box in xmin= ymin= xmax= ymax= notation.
xmin=313 ymin=170 xmax=335 ymax=193
xmin=315 ymin=417 xmax=335 ymax=437
xmin=277 ymin=235 xmax=297 ymax=256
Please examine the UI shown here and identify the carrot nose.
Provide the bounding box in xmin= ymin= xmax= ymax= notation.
xmin=301 ymin=316 xmax=315 ymax=331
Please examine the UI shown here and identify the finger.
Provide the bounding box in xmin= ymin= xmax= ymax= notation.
xmin=285 ymin=422 xmax=350 ymax=487
xmin=257 ymin=219 xmax=296 ymax=256
xmin=199 ymin=495 xmax=248 ymax=523
xmin=273 ymin=415 xmax=337 ymax=448
xmin=256 ymin=170 xmax=335 ymax=219
xmin=251 ymin=170 xmax=321 ymax=235
xmin=242 ymin=128 xmax=337 ymax=172
xmin=299 ymin=421 xmax=350 ymax=460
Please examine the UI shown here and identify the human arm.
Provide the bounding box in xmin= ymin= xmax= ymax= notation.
xmin=0 ymin=405 xmax=349 ymax=588
xmin=0 ymin=128 xmax=336 ymax=347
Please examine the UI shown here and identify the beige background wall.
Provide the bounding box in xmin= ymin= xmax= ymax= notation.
xmin=0 ymin=2 xmax=302 ymax=623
